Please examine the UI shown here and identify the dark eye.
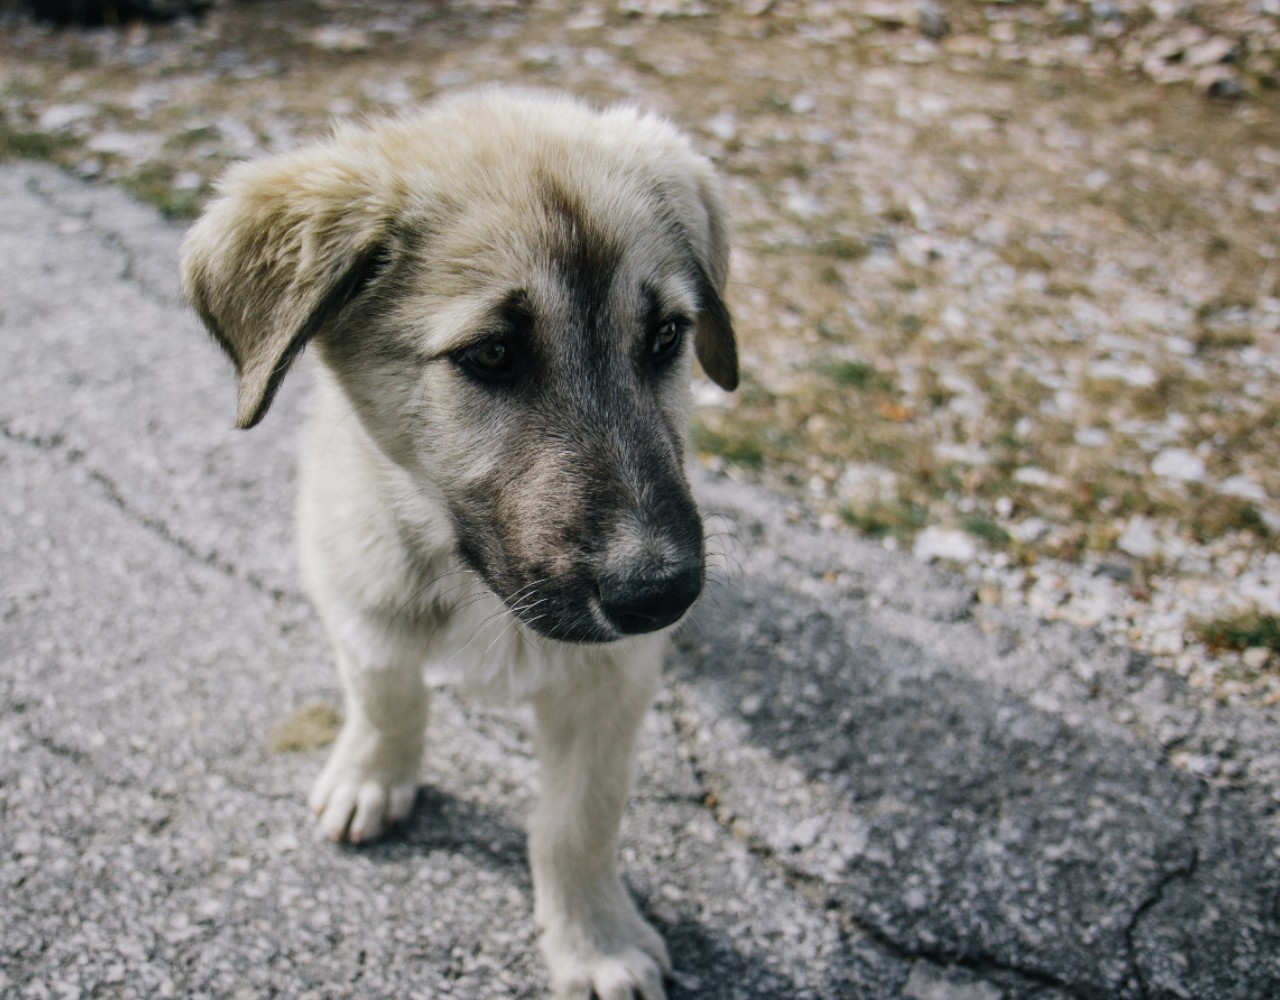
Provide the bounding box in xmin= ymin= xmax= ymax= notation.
xmin=651 ymin=317 xmax=688 ymax=360
xmin=458 ymin=338 xmax=517 ymax=384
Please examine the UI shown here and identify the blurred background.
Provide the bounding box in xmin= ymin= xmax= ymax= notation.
xmin=2 ymin=0 xmax=1277 ymax=702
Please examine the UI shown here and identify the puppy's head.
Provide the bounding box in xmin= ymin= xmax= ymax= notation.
xmin=182 ymin=89 xmax=737 ymax=644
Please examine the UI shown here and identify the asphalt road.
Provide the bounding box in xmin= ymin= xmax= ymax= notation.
xmin=3 ymin=162 xmax=1278 ymax=999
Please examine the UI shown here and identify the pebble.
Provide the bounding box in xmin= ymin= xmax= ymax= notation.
xmin=306 ymin=26 xmax=371 ymax=51
xmin=1116 ymin=518 xmax=1159 ymax=559
xmin=38 ymin=103 xmax=97 ymax=131
xmin=913 ymin=527 xmax=979 ymax=564
xmin=1243 ymin=648 xmax=1272 ymax=671
xmin=1152 ymin=449 xmax=1206 ymax=483
xmin=1220 ymin=476 xmax=1267 ymax=504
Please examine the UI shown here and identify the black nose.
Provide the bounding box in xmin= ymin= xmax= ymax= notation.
xmin=598 ymin=563 xmax=702 ymax=635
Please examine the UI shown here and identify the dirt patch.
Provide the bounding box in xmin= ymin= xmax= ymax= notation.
xmin=268 ymin=701 xmax=342 ymax=754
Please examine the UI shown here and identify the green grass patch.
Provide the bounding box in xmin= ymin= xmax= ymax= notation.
xmin=165 ymin=125 xmax=222 ymax=151
xmin=1193 ymin=326 xmax=1255 ymax=353
xmin=1193 ymin=612 xmax=1280 ymax=655
xmin=1187 ymin=491 xmax=1269 ymax=543
xmin=963 ymin=516 xmax=1011 ymax=546
xmin=691 ymin=421 xmax=766 ymax=470
xmin=812 ymin=235 xmax=869 ymax=261
xmin=816 ymin=359 xmax=892 ymax=391
xmin=0 ymin=121 xmax=75 ymax=162
xmin=840 ymin=498 xmax=928 ymax=540
xmin=121 ymin=162 xmax=203 ymax=220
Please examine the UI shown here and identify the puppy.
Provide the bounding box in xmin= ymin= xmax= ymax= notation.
xmin=180 ymin=88 xmax=736 ymax=1000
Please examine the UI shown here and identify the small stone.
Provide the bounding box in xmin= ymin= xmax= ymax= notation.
xmin=38 ymin=103 xmax=97 ymax=132
xmin=1243 ymin=647 xmax=1272 ymax=671
xmin=916 ymin=0 xmax=949 ymax=40
xmin=789 ymin=93 xmax=816 ymax=115
xmin=1220 ymin=476 xmax=1267 ymax=504
xmin=1197 ymin=65 xmax=1244 ymax=99
xmin=913 ymin=527 xmax=978 ymax=564
xmin=704 ymin=111 xmax=738 ymax=142
xmin=1117 ymin=517 xmax=1159 ymax=559
xmin=1152 ymin=448 xmax=1205 ymax=483
xmin=1185 ymin=36 xmax=1236 ymax=67
xmin=307 ymin=26 xmax=372 ymax=52
xmin=861 ymin=1 xmax=913 ymax=29
xmin=1187 ymin=754 xmax=1221 ymax=777
xmin=786 ymin=816 xmax=824 ymax=851
xmin=1014 ymin=466 xmax=1057 ymax=488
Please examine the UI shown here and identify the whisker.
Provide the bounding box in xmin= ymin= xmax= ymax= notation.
xmin=385 ymin=566 xmax=479 ymax=637
xmin=449 ymin=578 xmax=551 ymax=662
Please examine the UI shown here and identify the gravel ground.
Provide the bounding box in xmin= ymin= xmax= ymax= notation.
xmin=1 ymin=0 xmax=1277 ymax=705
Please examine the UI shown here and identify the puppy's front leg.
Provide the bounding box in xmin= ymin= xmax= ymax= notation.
xmin=530 ymin=644 xmax=670 ymax=1000
xmin=307 ymin=627 xmax=428 ymax=844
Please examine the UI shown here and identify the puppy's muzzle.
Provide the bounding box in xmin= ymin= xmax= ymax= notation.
xmin=597 ymin=559 xmax=702 ymax=635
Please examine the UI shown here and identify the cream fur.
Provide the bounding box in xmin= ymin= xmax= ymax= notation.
xmin=181 ymin=87 xmax=736 ymax=1000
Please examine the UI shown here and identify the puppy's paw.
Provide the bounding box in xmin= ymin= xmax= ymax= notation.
xmin=541 ymin=891 xmax=671 ymax=1000
xmin=307 ymin=723 xmax=421 ymax=844
xmin=308 ymin=772 xmax=417 ymax=844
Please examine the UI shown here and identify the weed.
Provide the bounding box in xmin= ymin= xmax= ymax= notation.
xmin=963 ymin=516 xmax=1011 ymax=546
xmin=121 ymin=162 xmax=202 ymax=220
xmin=0 ymin=121 xmax=74 ymax=162
xmin=1187 ymin=491 xmax=1270 ymax=543
xmin=840 ymin=498 xmax=927 ymax=539
xmin=817 ymin=359 xmax=889 ymax=391
xmin=691 ymin=420 xmax=766 ymax=470
xmin=1194 ymin=612 xmax=1280 ymax=655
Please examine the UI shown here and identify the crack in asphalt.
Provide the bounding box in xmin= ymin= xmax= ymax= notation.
xmin=0 ymin=420 xmax=303 ymax=606
xmin=666 ymin=658 xmax=1220 ymax=1000
xmin=1122 ymin=782 xmax=1206 ymax=1000
xmin=663 ymin=678 xmax=1088 ymax=999
xmin=23 ymin=171 xmax=183 ymax=312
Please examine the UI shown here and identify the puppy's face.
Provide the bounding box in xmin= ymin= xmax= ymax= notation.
xmin=182 ymin=91 xmax=737 ymax=644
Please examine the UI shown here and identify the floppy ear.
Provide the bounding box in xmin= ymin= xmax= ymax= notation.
xmin=683 ymin=165 xmax=738 ymax=392
xmin=181 ymin=144 xmax=397 ymax=429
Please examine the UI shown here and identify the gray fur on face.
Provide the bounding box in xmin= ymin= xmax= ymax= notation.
xmin=314 ymin=168 xmax=711 ymax=642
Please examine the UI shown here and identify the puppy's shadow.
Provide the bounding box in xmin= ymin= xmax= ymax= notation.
xmin=350 ymin=784 xmax=530 ymax=877
xmin=350 ymin=788 xmax=812 ymax=996
xmin=656 ymin=915 xmax=818 ymax=1000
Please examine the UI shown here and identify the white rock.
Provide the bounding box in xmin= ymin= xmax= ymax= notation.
xmin=692 ymin=378 xmax=730 ymax=408
xmin=1243 ymin=648 xmax=1272 ymax=671
xmin=934 ymin=442 xmax=990 ymax=465
xmin=704 ymin=111 xmax=738 ymax=142
xmin=38 ymin=103 xmax=97 ymax=132
xmin=307 ymin=26 xmax=372 ymax=51
xmin=789 ymin=92 xmax=816 ymax=115
xmin=784 ymin=189 xmax=823 ymax=218
xmin=1185 ymin=36 xmax=1236 ymax=67
xmin=838 ymin=463 xmax=898 ymax=504
xmin=1014 ymin=466 xmax=1059 ymax=488
xmin=1220 ymin=475 xmax=1267 ymax=504
xmin=913 ymin=527 xmax=977 ymax=563
xmin=1152 ymin=448 xmax=1206 ymax=483
xmin=1117 ymin=517 xmax=1160 ymax=559
xmin=91 ymin=130 xmax=166 ymax=162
